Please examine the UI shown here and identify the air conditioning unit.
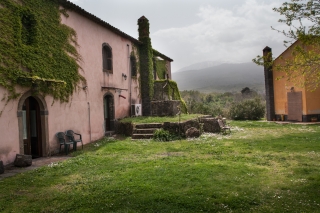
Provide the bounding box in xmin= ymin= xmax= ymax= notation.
xmin=131 ymin=104 xmax=142 ymax=116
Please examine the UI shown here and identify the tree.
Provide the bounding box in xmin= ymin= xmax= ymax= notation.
xmin=253 ymin=0 xmax=320 ymax=91
xmin=228 ymin=98 xmax=266 ymax=120
xmin=241 ymin=87 xmax=251 ymax=95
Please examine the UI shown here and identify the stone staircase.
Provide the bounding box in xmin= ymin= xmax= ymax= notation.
xmin=132 ymin=123 xmax=162 ymax=139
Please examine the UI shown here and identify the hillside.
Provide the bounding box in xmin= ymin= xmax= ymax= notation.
xmin=176 ymin=61 xmax=228 ymax=72
xmin=172 ymin=62 xmax=265 ymax=93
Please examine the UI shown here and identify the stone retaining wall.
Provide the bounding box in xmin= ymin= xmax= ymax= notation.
xmin=115 ymin=116 xmax=220 ymax=137
xmin=114 ymin=121 xmax=134 ymax=136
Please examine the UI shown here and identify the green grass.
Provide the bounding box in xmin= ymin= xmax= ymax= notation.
xmin=1 ymin=121 xmax=320 ymax=212
xmin=120 ymin=114 xmax=203 ymax=124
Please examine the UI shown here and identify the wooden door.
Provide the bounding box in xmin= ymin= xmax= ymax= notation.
xmin=287 ymin=92 xmax=302 ymax=121
xmin=104 ymin=95 xmax=114 ymax=132
xmin=22 ymin=97 xmax=42 ymax=158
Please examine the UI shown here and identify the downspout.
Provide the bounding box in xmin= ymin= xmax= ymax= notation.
xmin=127 ymin=44 xmax=132 ymax=116
xmin=88 ymin=102 xmax=91 ymax=143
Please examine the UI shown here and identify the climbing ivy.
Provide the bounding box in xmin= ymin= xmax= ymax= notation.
xmin=154 ymin=79 xmax=188 ymax=113
xmin=0 ymin=0 xmax=85 ymax=105
xmin=153 ymin=57 xmax=166 ymax=80
xmin=130 ymin=44 xmax=140 ymax=79
xmin=130 ymin=54 xmax=137 ymax=77
xmin=130 ymin=44 xmax=142 ymax=100
xmin=138 ymin=16 xmax=154 ymax=99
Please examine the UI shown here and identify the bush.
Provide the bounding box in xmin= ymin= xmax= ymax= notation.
xmin=153 ymin=128 xmax=176 ymax=142
xmin=229 ymin=98 xmax=265 ymax=120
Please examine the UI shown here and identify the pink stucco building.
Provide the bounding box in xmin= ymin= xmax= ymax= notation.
xmin=0 ymin=0 xmax=173 ymax=165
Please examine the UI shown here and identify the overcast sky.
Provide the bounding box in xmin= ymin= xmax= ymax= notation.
xmin=68 ymin=0 xmax=289 ymax=72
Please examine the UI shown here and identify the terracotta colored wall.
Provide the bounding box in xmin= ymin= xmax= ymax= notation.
xmin=305 ymin=87 xmax=320 ymax=114
xmin=273 ymin=69 xmax=307 ymax=115
xmin=273 ymin=41 xmax=320 ymax=116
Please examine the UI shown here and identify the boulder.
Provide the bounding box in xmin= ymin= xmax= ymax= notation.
xmin=14 ymin=154 xmax=32 ymax=167
xmin=0 ymin=161 xmax=4 ymax=174
xmin=183 ymin=119 xmax=200 ymax=132
xmin=186 ymin=127 xmax=200 ymax=138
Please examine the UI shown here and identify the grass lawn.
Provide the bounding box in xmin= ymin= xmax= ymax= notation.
xmin=0 ymin=121 xmax=320 ymax=212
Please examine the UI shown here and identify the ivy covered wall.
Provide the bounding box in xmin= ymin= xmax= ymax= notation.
xmin=153 ymin=58 xmax=167 ymax=80
xmin=0 ymin=0 xmax=85 ymax=105
xmin=138 ymin=16 xmax=153 ymax=116
xmin=137 ymin=15 xmax=186 ymax=115
xmin=154 ymin=80 xmax=188 ymax=113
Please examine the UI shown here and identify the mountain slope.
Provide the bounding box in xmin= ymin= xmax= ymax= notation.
xmin=172 ymin=62 xmax=264 ymax=93
xmin=176 ymin=61 xmax=228 ymax=72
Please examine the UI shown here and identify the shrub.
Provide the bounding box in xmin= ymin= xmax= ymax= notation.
xmin=229 ymin=98 xmax=265 ymax=120
xmin=153 ymin=128 xmax=176 ymax=142
xmin=153 ymin=128 xmax=170 ymax=141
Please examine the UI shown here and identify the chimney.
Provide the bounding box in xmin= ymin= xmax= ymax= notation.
xmin=138 ymin=16 xmax=154 ymax=116
xmin=263 ymin=46 xmax=275 ymax=121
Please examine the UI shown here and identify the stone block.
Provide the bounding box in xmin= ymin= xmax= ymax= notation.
xmin=14 ymin=154 xmax=32 ymax=167
xmin=183 ymin=119 xmax=200 ymax=132
xmin=185 ymin=127 xmax=200 ymax=138
xmin=201 ymin=118 xmax=220 ymax=133
xmin=114 ymin=121 xmax=133 ymax=136
xmin=151 ymin=100 xmax=180 ymax=116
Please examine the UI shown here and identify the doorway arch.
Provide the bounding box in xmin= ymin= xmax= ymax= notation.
xmin=103 ymin=93 xmax=115 ymax=132
xmin=17 ymin=91 xmax=49 ymax=157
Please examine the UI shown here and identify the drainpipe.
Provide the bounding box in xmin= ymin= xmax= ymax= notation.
xmin=88 ymin=102 xmax=91 ymax=143
xmin=127 ymin=44 xmax=132 ymax=116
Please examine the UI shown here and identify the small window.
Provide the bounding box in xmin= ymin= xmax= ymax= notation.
xmin=21 ymin=12 xmax=36 ymax=45
xmin=130 ymin=55 xmax=137 ymax=77
xmin=102 ymin=43 xmax=113 ymax=73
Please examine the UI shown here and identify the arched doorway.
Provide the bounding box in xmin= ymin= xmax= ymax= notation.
xmin=103 ymin=94 xmax=115 ymax=132
xmin=18 ymin=91 xmax=49 ymax=158
xmin=22 ymin=97 xmax=42 ymax=157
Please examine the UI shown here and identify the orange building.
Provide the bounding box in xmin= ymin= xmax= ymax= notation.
xmin=263 ymin=42 xmax=320 ymax=122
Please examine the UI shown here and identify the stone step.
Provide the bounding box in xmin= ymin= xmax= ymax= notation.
xmin=132 ymin=134 xmax=154 ymax=139
xmin=105 ymin=131 xmax=115 ymax=136
xmin=133 ymin=128 xmax=157 ymax=134
xmin=135 ymin=123 xmax=162 ymax=129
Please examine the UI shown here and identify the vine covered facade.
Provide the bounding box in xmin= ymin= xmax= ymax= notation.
xmin=0 ymin=0 xmax=183 ymax=165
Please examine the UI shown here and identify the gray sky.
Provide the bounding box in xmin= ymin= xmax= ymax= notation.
xmin=69 ymin=0 xmax=289 ymax=72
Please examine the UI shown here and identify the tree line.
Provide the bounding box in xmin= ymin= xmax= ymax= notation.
xmin=181 ymin=88 xmax=266 ymax=120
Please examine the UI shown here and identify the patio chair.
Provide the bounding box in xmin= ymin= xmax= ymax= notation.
xmin=218 ymin=119 xmax=231 ymax=134
xmin=56 ymin=132 xmax=74 ymax=155
xmin=65 ymin=130 xmax=83 ymax=151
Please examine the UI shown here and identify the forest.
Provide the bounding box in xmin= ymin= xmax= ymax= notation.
xmin=180 ymin=87 xmax=266 ymax=120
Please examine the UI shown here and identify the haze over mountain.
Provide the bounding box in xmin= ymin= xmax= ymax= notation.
xmin=172 ymin=62 xmax=265 ymax=93
xmin=176 ymin=61 xmax=230 ymax=73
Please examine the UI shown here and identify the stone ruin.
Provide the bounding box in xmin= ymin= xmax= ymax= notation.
xmin=151 ymin=80 xmax=180 ymax=116
xmin=115 ymin=116 xmax=221 ymax=138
